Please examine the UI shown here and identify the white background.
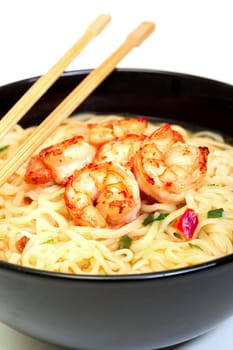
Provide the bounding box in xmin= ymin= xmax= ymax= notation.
xmin=0 ymin=0 xmax=233 ymax=349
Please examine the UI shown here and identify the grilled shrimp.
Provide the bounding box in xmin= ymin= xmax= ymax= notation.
xmin=95 ymin=134 xmax=146 ymax=169
xmin=64 ymin=162 xmax=141 ymax=228
xmin=133 ymin=123 xmax=209 ymax=204
xmin=25 ymin=155 xmax=53 ymax=185
xmin=87 ymin=117 xmax=147 ymax=146
xmin=25 ymin=136 xmax=96 ymax=185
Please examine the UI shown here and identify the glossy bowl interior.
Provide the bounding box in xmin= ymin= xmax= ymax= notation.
xmin=0 ymin=69 xmax=233 ymax=350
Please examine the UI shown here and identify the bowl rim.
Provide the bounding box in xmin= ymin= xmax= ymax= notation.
xmin=0 ymin=68 xmax=233 ymax=281
xmin=1 ymin=67 xmax=233 ymax=91
xmin=1 ymin=254 xmax=233 ymax=281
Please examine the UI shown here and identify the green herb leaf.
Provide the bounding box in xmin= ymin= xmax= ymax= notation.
xmin=41 ymin=239 xmax=54 ymax=245
xmin=0 ymin=145 xmax=9 ymax=153
xmin=118 ymin=235 xmax=133 ymax=249
xmin=207 ymin=208 xmax=224 ymax=218
xmin=156 ymin=213 xmax=169 ymax=220
xmin=143 ymin=214 xmax=155 ymax=226
xmin=143 ymin=213 xmax=169 ymax=226
xmin=188 ymin=242 xmax=203 ymax=251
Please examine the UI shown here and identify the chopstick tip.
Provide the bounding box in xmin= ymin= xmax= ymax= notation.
xmin=88 ymin=14 xmax=112 ymax=37
xmin=127 ymin=21 xmax=156 ymax=47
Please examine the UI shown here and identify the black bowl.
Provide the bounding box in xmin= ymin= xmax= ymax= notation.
xmin=0 ymin=69 xmax=233 ymax=350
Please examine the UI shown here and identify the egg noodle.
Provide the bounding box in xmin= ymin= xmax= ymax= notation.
xmin=0 ymin=114 xmax=233 ymax=275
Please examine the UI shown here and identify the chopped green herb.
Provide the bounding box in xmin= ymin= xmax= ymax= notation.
xmin=143 ymin=212 xmax=169 ymax=226
xmin=41 ymin=239 xmax=54 ymax=245
xmin=118 ymin=234 xmax=133 ymax=249
xmin=0 ymin=145 xmax=9 ymax=153
xmin=156 ymin=213 xmax=169 ymax=220
xmin=143 ymin=213 xmax=154 ymax=226
xmin=207 ymin=208 xmax=224 ymax=218
xmin=188 ymin=242 xmax=203 ymax=251
xmin=208 ymin=183 xmax=218 ymax=187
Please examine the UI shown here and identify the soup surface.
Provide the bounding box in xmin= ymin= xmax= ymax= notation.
xmin=0 ymin=114 xmax=233 ymax=274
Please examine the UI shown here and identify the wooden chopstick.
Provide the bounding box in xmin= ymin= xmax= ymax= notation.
xmin=0 ymin=21 xmax=155 ymax=187
xmin=0 ymin=14 xmax=111 ymax=140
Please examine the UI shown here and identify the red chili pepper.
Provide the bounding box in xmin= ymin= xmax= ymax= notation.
xmin=173 ymin=208 xmax=199 ymax=239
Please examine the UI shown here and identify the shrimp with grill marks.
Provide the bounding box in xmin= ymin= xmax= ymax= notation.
xmin=95 ymin=134 xmax=146 ymax=169
xmin=133 ymin=123 xmax=209 ymax=204
xmin=87 ymin=117 xmax=147 ymax=146
xmin=25 ymin=136 xmax=96 ymax=185
xmin=64 ymin=162 xmax=141 ymax=228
